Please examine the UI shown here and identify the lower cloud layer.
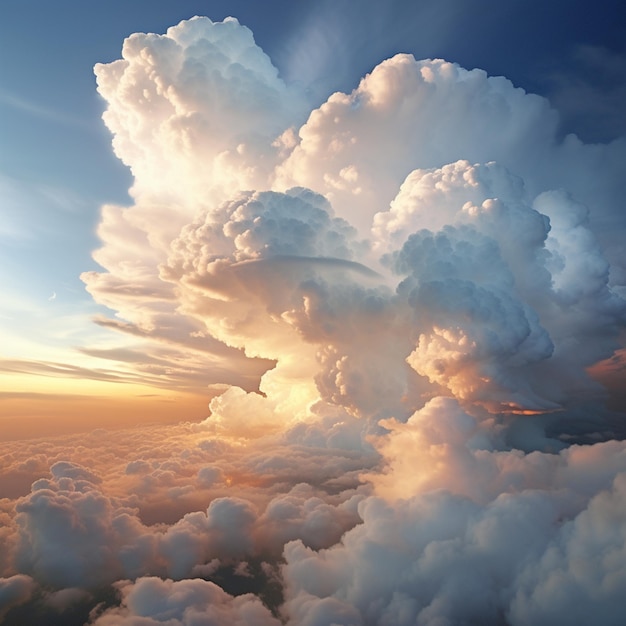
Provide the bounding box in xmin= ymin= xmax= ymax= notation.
xmin=1 ymin=398 xmax=625 ymax=625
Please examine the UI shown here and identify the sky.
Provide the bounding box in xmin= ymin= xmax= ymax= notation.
xmin=1 ymin=0 xmax=626 ymax=624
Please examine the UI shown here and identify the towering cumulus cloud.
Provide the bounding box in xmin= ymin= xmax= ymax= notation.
xmin=2 ymin=15 xmax=626 ymax=625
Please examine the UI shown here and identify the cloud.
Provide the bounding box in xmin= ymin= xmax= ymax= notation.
xmin=3 ymin=13 xmax=626 ymax=625
xmin=81 ymin=16 xmax=313 ymax=396
xmin=275 ymin=54 xmax=559 ymax=233
xmin=88 ymin=576 xmax=281 ymax=626
xmin=83 ymin=17 xmax=626 ymax=416
xmin=94 ymin=16 xmax=306 ymax=207
xmin=0 ymin=421 xmax=369 ymax=589
xmin=282 ymin=398 xmax=626 ymax=626
xmin=0 ymin=89 xmax=90 ymax=127
xmin=0 ymin=574 xmax=36 ymax=620
xmin=0 ymin=357 xmax=152 ymax=385
xmin=275 ymin=53 xmax=626 ymax=285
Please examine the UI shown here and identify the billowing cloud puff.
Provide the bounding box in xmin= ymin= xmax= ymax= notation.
xmin=95 ymin=16 xmax=305 ymax=207
xmin=88 ymin=577 xmax=281 ymax=626
xmin=276 ymin=54 xmax=626 ymax=264
xmin=397 ymin=225 xmax=555 ymax=411
xmin=275 ymin=55 xmax=557 ymax=233
xmin=83 ymin=16 xmax=626 ymax=424
xmin=82 ymin=16 xmax=310 ymax=395
xmin=13 ymin=461 xmax=138 ymax=588
xmin=1 ymin=427 xmax=368 ymax=605
xmin=282 ymin=398 xmax=626 ymax=626
xmin=0 ymin=574 xmax=36 ymax=620
xmin=372 ymin=159 xmax=622 ymax=413
xmin=163 ymin=186 xmax=360 ymax=332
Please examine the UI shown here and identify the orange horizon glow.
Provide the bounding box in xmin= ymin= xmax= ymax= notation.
xmin=0 ymin=372 xmax=213 ymax=441
xmin=503 ymin=407 xmax=564 ymax=416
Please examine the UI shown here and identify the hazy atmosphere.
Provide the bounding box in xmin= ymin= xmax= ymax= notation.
xmin=1 ymin=1 xmax=626 ymax=624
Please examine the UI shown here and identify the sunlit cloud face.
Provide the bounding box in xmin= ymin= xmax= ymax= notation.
xmin=82 ymin=16 xmax=626 ymax=421
xmin=3 ymin=14 xmax=626 ymax=625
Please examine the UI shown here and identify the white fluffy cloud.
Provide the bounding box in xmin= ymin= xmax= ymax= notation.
xmin=0 ymin=574 xmax=36 ymax=620
xmin=282 ymin=398 xmax=626 ymax=626
xmin=1 ymin=425 xmax=369 ymax=599
xmin=373 ymin=160 xmax=623 ymax=413
xmin=80 ymin=16 xmax=626 ymax=428
xmin=275 ymin=55 xmax=557 ymax=233
xmin=95 ymin=16 xmax=306 ymax=207
xmin=88 ymin=577 xmax=281 ymax=626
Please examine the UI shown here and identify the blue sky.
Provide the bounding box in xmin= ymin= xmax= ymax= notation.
xmin=0 ymin=0 xmax=625 ymax=419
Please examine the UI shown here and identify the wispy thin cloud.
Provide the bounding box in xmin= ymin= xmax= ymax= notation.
xmin=0 ymin=88 xmax=91 ymax=128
